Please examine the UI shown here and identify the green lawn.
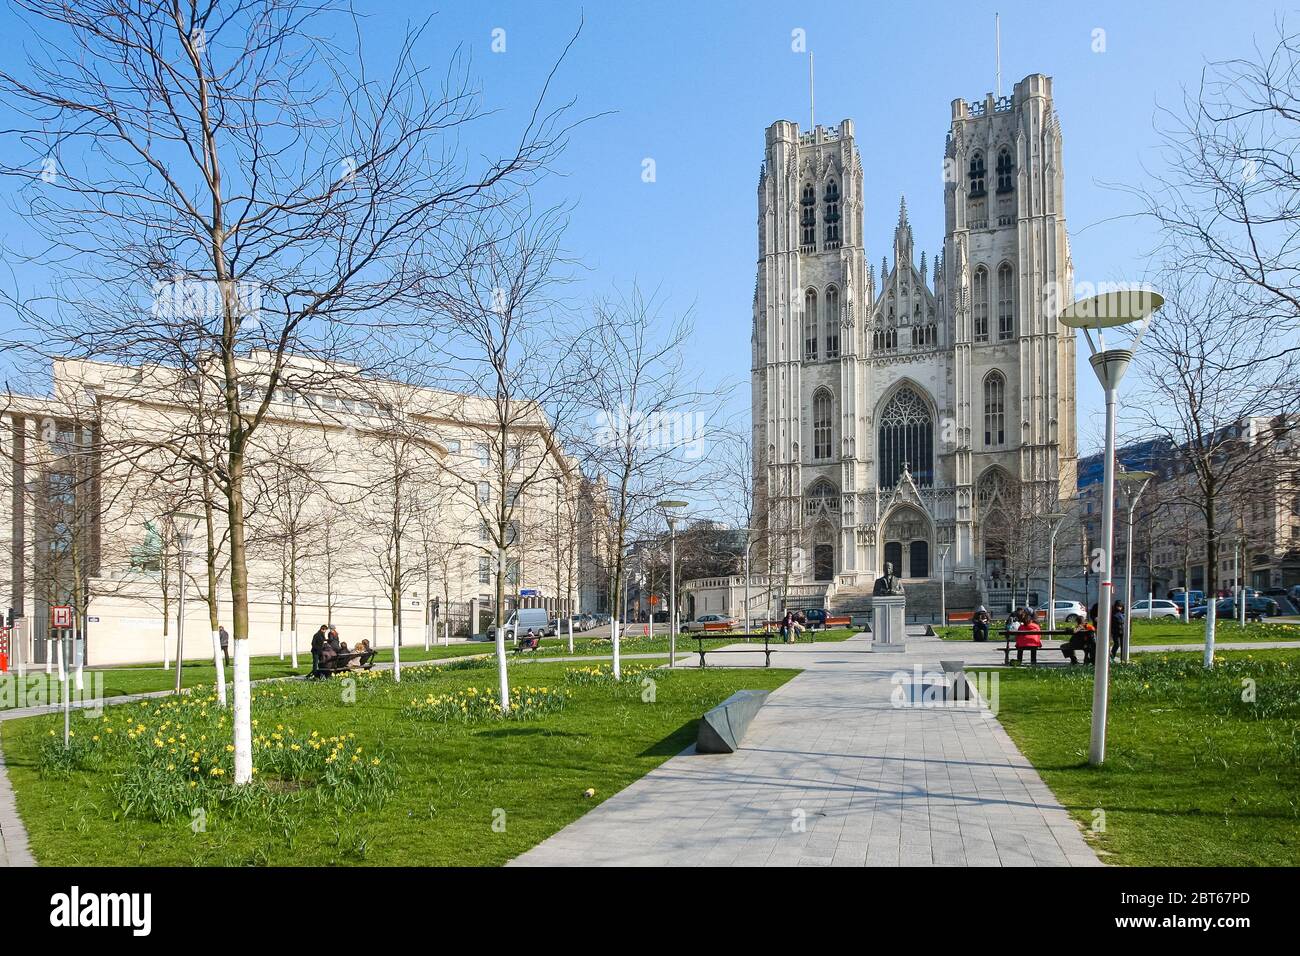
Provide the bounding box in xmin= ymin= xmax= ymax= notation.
xmin=1 ymin=643 xmax=496 ymax=709
xmin=980 ymin=648 xmax=1300 ymax=866
xmin=938 ymin=618 xmax=1300 ymax=645
xmin=0 ymin=660 xmax=797 ymax=866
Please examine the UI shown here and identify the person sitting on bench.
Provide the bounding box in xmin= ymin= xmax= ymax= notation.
xmin=1014 ymin=608 xmax=1042 ymax=665
xmin=973 ymin=606 xmax=991 ymax=643
xmin=515 ymin=629 xmax=540 ymax=652
xmin=347 ymin=639 xmax=371 ymax=669
xmin=1060 ymin=619 xmax=1096 ymax=665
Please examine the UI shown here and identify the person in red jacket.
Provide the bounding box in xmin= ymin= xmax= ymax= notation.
xmin=1014 ymin=608 xmax=1042 ymax=665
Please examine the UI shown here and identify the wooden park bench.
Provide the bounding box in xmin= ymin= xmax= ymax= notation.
xmin=996 ymin=628 xmax=1077 ymax=666
xmin=688 ymin=631 xmax=774 ymax=668
xmin=312 ymin=649 xmax=377 ymax=678
xmin=513 ymin=634 xmax=542 ymax=654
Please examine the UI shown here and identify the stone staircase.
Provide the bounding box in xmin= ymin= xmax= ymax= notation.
xmin=830 ymin=579 xmax=981 ymax=624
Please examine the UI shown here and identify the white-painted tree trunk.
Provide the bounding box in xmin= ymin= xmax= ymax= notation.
xmin=1204 ymin=597 xmax=1217 ymax=669
xmin=567 ymin=616 xmax=573 ymax=654
xmin=233 ymin=637 xmax=253 ymax=783
xmin=210 ymin=629 xmax=227 ymax=706
xmin=495 ymin=625 xmax=509 ymax=710
xmin=290 ymin=629 xmax=298 ymax=671
xmin=277 ymin=627 xmax=284 ymax=660
xmin=612 ymin=618 xmax=621 ymax=680
xmin=45 ymin=638 xmax=53 ymax=675
xmin=56 ymin=637 xmax=65 ymax=682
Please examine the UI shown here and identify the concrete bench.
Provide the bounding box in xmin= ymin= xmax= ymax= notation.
xmin=696 ymin=689 xmax=770 ymax=754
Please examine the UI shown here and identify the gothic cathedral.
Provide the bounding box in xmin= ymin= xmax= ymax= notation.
xmin=751 ymin=74 xmax=1078 ymax=591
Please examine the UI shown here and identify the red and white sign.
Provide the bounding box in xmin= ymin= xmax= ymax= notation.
xmin=50 ymin=605 xmax=73 ymax=628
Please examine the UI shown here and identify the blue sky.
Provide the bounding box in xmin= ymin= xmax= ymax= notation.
xmin=0 ymin=0 xmax=1288 ymax=453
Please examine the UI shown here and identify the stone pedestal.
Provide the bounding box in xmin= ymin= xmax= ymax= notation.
xmin=870 ymin=596 xmax=906 ymax=653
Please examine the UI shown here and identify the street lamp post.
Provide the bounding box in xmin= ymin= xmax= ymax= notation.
xmin=172 ymin=513 xmax=202 ymax=695
xmin=939 ymin=544 xmax=951 ymax=626
xmin=1044 ymin=512 xmax=1068 ymax=631
xmin=1060 ymin=289 xmax=1164 ymax=767
xmin=658 ymin=500 xmax=688 ymax=667
xmin=1118 ymin=471 xmax=1154 ymax=663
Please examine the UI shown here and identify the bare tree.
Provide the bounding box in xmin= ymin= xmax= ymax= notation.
xmin=576 ymin=285 xmax=725 ymax=665
xmin=1127 ymin=268 xmax=1299 ymax=597
xmin=0 ymin=1 xmax=574 ymax=782
xmin=1132 ymin=21 xmax=1300 ymax=366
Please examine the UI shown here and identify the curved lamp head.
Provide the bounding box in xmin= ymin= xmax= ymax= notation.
xmin=1060 ymin=289 xmax=1164 ymax=390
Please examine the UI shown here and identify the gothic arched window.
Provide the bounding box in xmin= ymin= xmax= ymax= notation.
xmin=804 ymin=288 xmax=818 ymax=361
xmin=969 ymin=151 xmax=986 ymax=197
xmin=824 ymin=179 xmax=841 ymax=247
xmin=878 ymin=386 xmax=933 ymax=487
xmin=983 ymin=372 xmax=1006 ymax=447
xmin=995 ymin=148 xmax=1014 ymax=193
xmin=824 ymin=286 xmax=840 ymax=358
xmin=997 ymin=263 xmax=1014 ymax=339
xmin=813 ymin=388 xmax=833 ymax=460
xmin=800 ymin=183 xmax=816 ymax=249
xmin=973 ymin=266 xmax=990 ymax=342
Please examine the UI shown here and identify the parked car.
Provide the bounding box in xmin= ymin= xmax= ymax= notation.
xmin=1190 ymin=596 xmax=1280 ymax=621
xmin=1128 ymin=598 xmax=1182 ymax=620
xmin=682 ymin=613 xmax=737 ymax=633
xmin=1033 ymin=600 xmax=1087 ymax=624
xmin=802 ymin=608 xmax=829 ymax=630
xmin=488 ymin=607 xmax=551 ymax=642
xmin=1168 ymin=589 xmax=1205 ymax=612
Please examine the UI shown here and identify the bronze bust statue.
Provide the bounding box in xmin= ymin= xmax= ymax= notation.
xmin=873 ymin=561 xmax=905 ymax=596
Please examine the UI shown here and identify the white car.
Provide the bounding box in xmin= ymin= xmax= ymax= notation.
xmin=1129 ymin=598 xmax=1182 ymax=619
xmin=1034 ymin=600 xmax=1087 ymax=624
xmin=682 ymin=614 xmax=737 ymax=633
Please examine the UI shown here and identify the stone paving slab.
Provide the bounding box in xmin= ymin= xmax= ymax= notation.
xmin=510 ymin=631 xmax=1103 ymax=867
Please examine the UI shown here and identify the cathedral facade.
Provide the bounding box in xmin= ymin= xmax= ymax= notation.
xmin=752 ymin=73 xmax=1078 ymax=589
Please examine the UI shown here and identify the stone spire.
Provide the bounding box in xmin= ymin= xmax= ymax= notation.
xmin=893 ymin=196 xmax=914 ymax=267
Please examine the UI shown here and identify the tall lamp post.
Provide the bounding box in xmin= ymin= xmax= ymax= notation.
xmin=938 ymin=544 xmax=951 ymax=626
xmin=172 ymin=513 xmax=202 ymax=695
xmin=1117 ymin=471 xmax=1154 ymax=662
xmin=1043 ymin=512 xmax=1068 ymax=631
xmin=658 ymin=500 xmax=688 ymax=667
xmin=1060 ymin=289 xmax=1164 ymax=766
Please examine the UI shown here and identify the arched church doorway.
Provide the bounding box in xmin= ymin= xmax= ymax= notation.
xmin=813 ymin=544 xmax=834 ymax=581
xmin=883 ymin=541 xmax=902 ymax=571
xmin=882 ymin=505 xmax=932 ymax=579
xmin=909 ymin=540 xmax=929 ymax=579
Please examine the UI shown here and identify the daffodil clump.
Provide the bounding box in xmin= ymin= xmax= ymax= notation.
xmin=37 ymin=685 xmax=395 ymax=822
xmin=402 ymin=684 xmax=569 ymax=723
xmin=563 ymin=663 xmax=657 ymax=686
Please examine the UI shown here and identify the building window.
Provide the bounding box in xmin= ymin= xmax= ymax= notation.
xmin=800 ymin=183 xmax=816 ymax=249
xmin=506 ymin=558 xmax=520 ymax=588
xmin=813 ymin=388 xmax=833 ymax=460
xmin=477 ymin=443 xmax=489 ymax=468
xmin=973 ymin=267 xmax=990 ymax=342
xmin=825 ymin=286 xmax=840 ymax=358
xmin=477 ymin=481 xmax=491 ymax=503
xmin=995 ymin=148 xmax=1014 ymax=193
xmin=804 ymin=288 xmax=818 ymax=361
xmin=480 ymin=519 xmax=490 ymax=543
xmin=997 ymin=263 xmax=1014 ymax=340
xmin=445 ymin=438 xmax=461 ymax=454
xmin=969 ymin=151 xmax=986 ymax=197
xmin=878 ymin=386 xmax=934 ymax=487
xmin=478 ymin=557 xmax=491 ymax=585
xmin=824 ymin=179 xmax=841 ymax=247
xmin=984 ymin=372 xmax=1006 ymax=447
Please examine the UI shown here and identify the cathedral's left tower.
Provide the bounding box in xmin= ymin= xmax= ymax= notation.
xmin=753 ymin=120 xmax=870 ymax=581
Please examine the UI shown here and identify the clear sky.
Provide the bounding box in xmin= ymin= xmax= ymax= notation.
xmin=0 ymin=0 xmax=1288 ymax=454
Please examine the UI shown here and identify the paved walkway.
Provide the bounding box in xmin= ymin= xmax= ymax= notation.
xmin=512 ymin=630 xmax=1102 ymax=867
xmin=0 ymin=730 xmax=35 ymax=867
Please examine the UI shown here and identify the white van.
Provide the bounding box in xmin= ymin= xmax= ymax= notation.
xmin=492 ymin=608 xmax=550 ymax=642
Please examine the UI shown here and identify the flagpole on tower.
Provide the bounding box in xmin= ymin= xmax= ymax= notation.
xmin=995 ymin=13 xmax=1002 ymax=98
xmin=809 ymin=51 xmax=815 ymax=131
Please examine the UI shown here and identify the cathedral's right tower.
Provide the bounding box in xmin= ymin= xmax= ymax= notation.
xmin=942 ymin=73 xmax=1078 ymax=562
